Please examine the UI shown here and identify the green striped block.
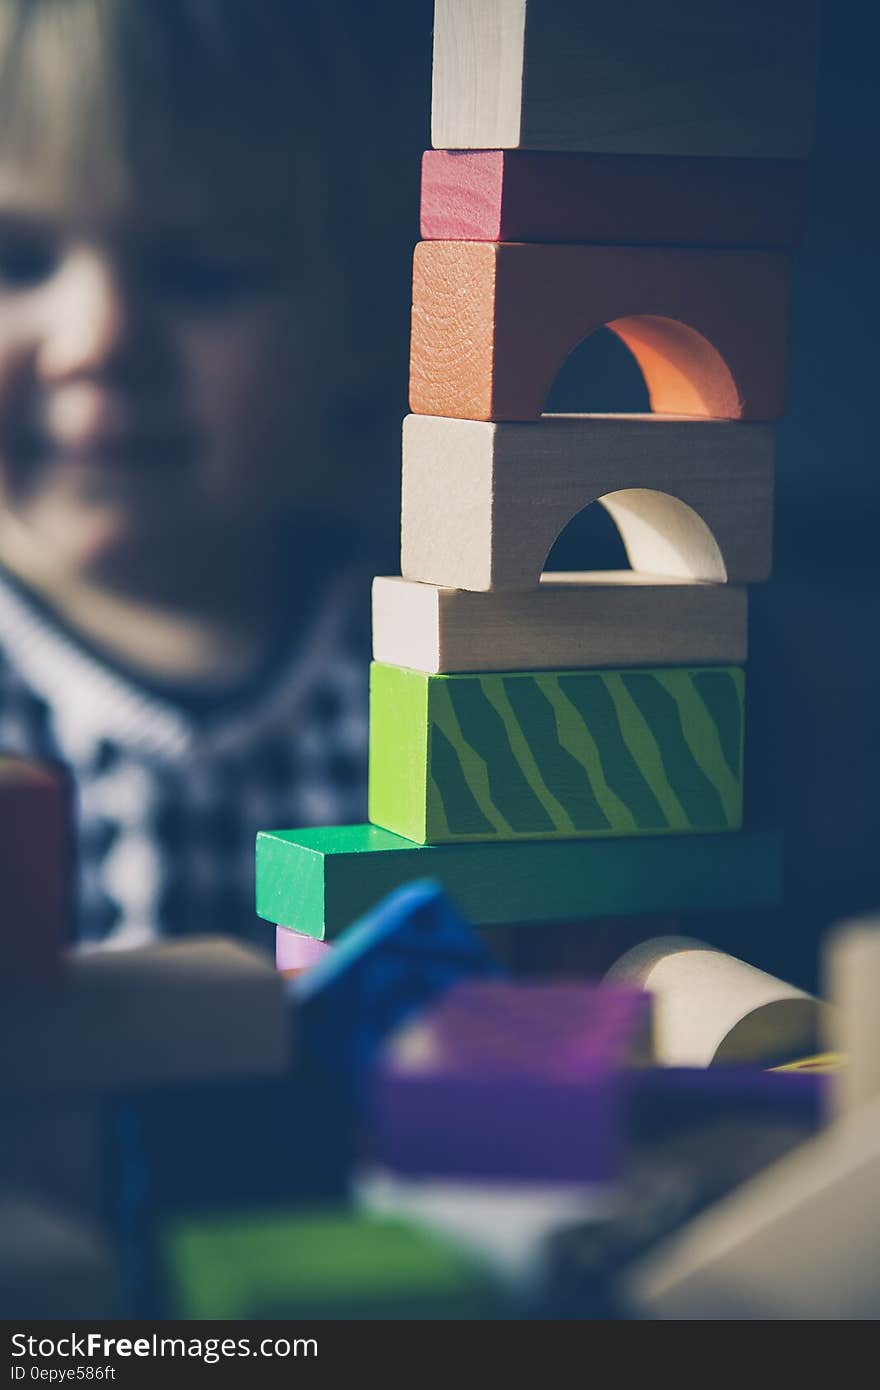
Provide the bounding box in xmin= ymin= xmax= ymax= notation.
xmin=369 ymin=662 xmax=744 ymax=845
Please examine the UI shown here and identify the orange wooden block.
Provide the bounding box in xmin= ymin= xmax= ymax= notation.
xmin=409 ymin=242 xmax=792 ymax=422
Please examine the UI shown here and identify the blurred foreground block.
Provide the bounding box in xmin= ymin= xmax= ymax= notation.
xmin=0 ymin=755 xmax=71 ymax=987
xmin=0 ymin=1198 xmax=120 ymax=1318
xmin=294 ymin=881 xmax=501 ymax=1100
xmin=358 ymin=1168 xmax=614 ymax=1292
xmin=0 ymin=938 xmax=289 ymax=1093
xmin=163 ymin=1209 xmax=499 ymax=1319
xmin=625 ymin=1090 xmax=880 ymax=1319
xmin=372 ymin=980 xmax=650 ymax=1183
xmin=824 ymin=913 xmax=880 ymax=1117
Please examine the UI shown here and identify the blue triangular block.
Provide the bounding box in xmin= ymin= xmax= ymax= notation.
xmin=291 ymin=880 xmax=503 ymax=1099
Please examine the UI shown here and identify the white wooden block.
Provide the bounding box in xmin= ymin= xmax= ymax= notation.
xmin=626 ymin=1091 xmax=880 ymax=1319
xmin=357 ymin=1165 xmax=614 ymax=1292
xmin=606 ymin=935 xmax=822 ymax=1067
xmin=824 ymin=914 xmax=880 ymax=1118
xmin=401 ymin=414 xmax=774 ymax=591
xmin=372 ymin=574 xmax=748 ymax=674
xmin=432 ymin=0 xmax=818 ymax=158
xmin=0 ymin=938 xmax=289 ymax=1094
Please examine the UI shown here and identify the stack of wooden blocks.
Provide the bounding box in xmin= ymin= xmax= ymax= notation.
xmin=256 ymin=0 xmax=818 ymax=963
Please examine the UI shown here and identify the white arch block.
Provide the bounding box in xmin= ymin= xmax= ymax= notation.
xmin=401 ymin=414 xmax=774 ymax=591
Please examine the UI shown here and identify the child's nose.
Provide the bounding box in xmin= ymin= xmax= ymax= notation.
xmin=35 ymin=248 xmax=145 ymax=383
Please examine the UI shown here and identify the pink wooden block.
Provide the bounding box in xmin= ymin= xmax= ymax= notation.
xmin=275 ymin=926 xmax=333 ymax=972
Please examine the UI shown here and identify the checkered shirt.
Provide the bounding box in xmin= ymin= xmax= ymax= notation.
xmin=0 ymin=565 xmax=370 ymax=951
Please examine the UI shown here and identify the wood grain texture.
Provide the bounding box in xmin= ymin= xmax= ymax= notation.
xmin=0 ymin=755 xmax=72 ymax=986
xmin=626 ymin=1092 xmax=880 ymax=1320
xmin=255 ymin=824 xmax=783 ymax=941
xmin=401 ymin=414 xmax=774 ymax=590
xmin=0 ymin=939 xmax=288 ymax=1094
xmin=369 ymin=661 xmax=744 ymax=845
xmin=410 ymin=242 xmax=791 ymax=421
xmin=432 ymin=0 xmax=818 ymax=158
xmin=373 ymin=574 xmax=748 ymax=673
xmin=824 ymin=914 xmax=880 ymax=1118
xmin=421 ymin=150 xmax=807 ymax=246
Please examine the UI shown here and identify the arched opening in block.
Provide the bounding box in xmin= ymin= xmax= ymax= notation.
xmin=542 ymin=315 xmax=740 ymax=419
xmin=543 ymin=488 xmax=727 ymax=582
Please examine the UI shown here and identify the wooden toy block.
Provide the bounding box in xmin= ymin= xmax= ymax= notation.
xmin=625 ymin=1090 xmax=880 ymax=1320
xmin=546 ymin=1104 xmax=819 ymax=1315
xmin=373 ymin=574 xmax=748 ymax=674
xmin=607 ymin=936 xmax=824 ymax=1068
xmin=358 ymin=1168 xmax=615 ymax=1292
xmin=401 ymin=415 xmax=774 ymax=590
xmin=275 ymin=924 xmax=333 ymax=971
xmin=369 ymin=661 xmax=744 ymax=845
xmin=410 ymin=242 xmax=791 ymax=422
xmin=431 ymin=0 xmax=818 ymax=159
xmin=255 ymin=824 xmax=783 ymax=941
xmin=371 ymin=980 xmax=651 ymax=1182
xmin=824 ymin=914 xmax=880 ymax=1117
xmin=108 ymin=1077 xmax=354 ymax=1313
xmin=0 ymin=938 xmax=289 ymax=1094
xmin=0 ymin=1198 xmax=120 ymax=1319
xmin=0 ymin=754 xmax=72 ymax=986
xmin=421 ymin=150 xmax=807 ymax=246
xmin=163 ymin=1208 xmax=498 ymax=1319
xmin=292 ymin=880 xmax=502 ymax=1099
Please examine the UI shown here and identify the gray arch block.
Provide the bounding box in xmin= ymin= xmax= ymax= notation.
xmin=401 ymin=414 xmax=774 ymax=591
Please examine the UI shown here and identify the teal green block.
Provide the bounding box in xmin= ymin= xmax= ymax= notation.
xmin=163 ymin=1208 xmax=496 ymax=1320
xmin=369 ymin=662 xmax=744 ymax=844
xmin=256 ymin=824 xmax=782 ymax=941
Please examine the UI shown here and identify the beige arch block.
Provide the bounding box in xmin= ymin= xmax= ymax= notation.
xmin=824 ymin=913 xmax=880 ymax=1117
xmin=626 ymin=1091 xmax=880 ymax=1320
xmin=401 ymin=414 xmax=773 ymax=592
xmin=606 ymin=935 xmax=822 ymax=1067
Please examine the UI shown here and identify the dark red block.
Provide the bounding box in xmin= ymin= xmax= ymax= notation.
xmin=421 ymin=149 xmax=807 ymax=247
xmin=1 ymin=756 xmax=72 ymax=987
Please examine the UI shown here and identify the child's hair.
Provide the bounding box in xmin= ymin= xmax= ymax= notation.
xmin=0 ymin=0 xmax=401 ymax=241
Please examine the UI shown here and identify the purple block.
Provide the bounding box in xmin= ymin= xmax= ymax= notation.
xmin=370 ymin=981 xmax=651 ymax=1184
xmin=628 ymin=1063 xmax=826 ymax=1137
xmin=275 ymin=925 xmax=333 ymax=972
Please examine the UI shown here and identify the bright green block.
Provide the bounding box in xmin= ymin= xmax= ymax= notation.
xmin=163 ymin=1208 xmax=495 ymax=1320
xmin=369 ymin=661 xmax=745 ymax=844
xmin=255 ymin=823 xmax=782 ymax=940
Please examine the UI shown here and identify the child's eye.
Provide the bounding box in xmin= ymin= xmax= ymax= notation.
xmin=0 ymin=235 xmax=59 ymax=289
xmin=147 ymin=253 xmax=274 ymax=310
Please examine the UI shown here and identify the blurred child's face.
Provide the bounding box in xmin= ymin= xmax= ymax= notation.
xmin=0 ymin=162 xmax=350 ymax=584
